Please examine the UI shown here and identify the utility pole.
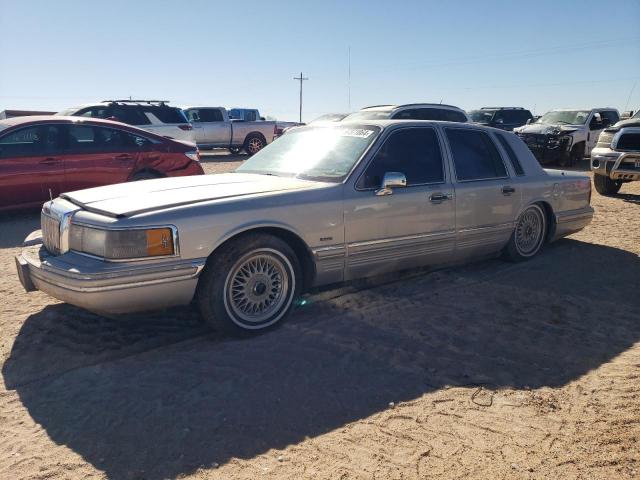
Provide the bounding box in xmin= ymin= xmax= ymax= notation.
xmin=348 ymin=46 xmax=351 ymax=111
xmin=293 ymin=72 xmax=308 ymax=123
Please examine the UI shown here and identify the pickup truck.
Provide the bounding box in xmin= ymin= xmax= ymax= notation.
xmin=182 ymin=107 xmax=277 ymax=155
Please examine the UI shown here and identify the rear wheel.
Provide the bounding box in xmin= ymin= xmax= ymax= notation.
xmin=130 ymin=171 xmax=163 ymax=181
xmin=593 ymin=173 xmax=622 ymax=195
xmin=244 ymin=134 xmax=266 ymax=156
xmin=503 ymin=204 xmax=547 ymax=262
xmin=197 ymin=234 xmax=301 ymax=336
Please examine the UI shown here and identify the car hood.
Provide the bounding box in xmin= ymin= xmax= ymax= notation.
xmin=61 ymin=173 xmax=325 ymax=218
xmin=514 ymin=123 xmax=580 ymax=135
xmin=614 ymin=117 xmax=640 ymax=129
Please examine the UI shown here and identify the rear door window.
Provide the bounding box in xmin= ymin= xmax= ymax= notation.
xmin=445 ymin=128 xmax=507 ymax=181
xmin=357 ymin=127 xmax=444 ymax=189
xmin=67 ymin=125 xmax=150 ymax=153
xmin=198 ymin=109 xmax=224 ymax=122
xmin=111 ymin=107 xmax=151 ymax=126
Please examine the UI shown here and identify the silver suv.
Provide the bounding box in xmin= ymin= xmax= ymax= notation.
xmin=342 ymin=103 xmax=468 ymax=123
xmin=591 ymin=114 xmax=640 ymax=194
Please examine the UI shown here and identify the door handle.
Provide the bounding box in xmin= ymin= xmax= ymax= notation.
xmin=429 ymin=192 xmax=452 ymax=203
xmin=39 ymin=157 xmax=58 ymax=165
xmin=501 ymin=186 xmax=516 ymax=195
xmin=115 ymin=154 xmax=133 ymax=160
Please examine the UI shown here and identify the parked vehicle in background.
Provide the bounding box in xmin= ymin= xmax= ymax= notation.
xmin=0 ymin=116 xmax=203 ymax=211
xmin=514 ymin=108 xmax=620 ymax=166
xmin=342 ymin=104 xmax=469 ymax=123
xmin=620 ymin=110 xmax=635 ymax=120
xmin=591 ymin=109 xmax=640 ymax=194
xmin=468 ymin=107 xmax=533 ymax=131
xmin=16 ymin=120 xmax=593 ymax=335
xmin=182 ymin=107 xmax=277 ymax=155
xmin=58 ymin=100 xmax=195 ymax=142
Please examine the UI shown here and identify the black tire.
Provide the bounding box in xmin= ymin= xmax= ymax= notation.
xmin=243 ymin=134 xmax=266 ymax=156
xmin=196 ymin=233 xmax=301 ymax=336
xmin=130 ymin=171 xmax=163 ymax=181
xmin=559 ymin=143 xmax=584 ymax=167
xmin=503 ymin=204 xmax=547 ymax=262
xmin=593 ymin=173 xmax=622 ymax=195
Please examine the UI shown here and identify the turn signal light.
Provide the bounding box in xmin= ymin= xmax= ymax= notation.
xmin=146 ymin=228 xmax=174 ymax=256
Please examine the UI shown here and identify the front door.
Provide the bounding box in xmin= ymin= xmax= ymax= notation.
xmin=344 ymin=126 xmax=456 ymax=280
xmin=0 ymin=124 xmax=64 ymax=210
xmin=443 ymin=127 xmax=521 ymax=259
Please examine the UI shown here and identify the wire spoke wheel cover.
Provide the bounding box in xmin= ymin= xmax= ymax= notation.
xmin=514 ymin=205 xmax=545 ymax=257
xmin=223 ymin=248 xmax=295 ymax=329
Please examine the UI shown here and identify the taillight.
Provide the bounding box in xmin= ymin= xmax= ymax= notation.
xmin=178 ymin=124 xmax=193 ymax=131
xmin=185 ymin=150 xmax=200 ymax=162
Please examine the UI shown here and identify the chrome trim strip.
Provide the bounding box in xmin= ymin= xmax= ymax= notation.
xmin=555 ymin=207 xmax=594 ymax=224
xmin=458 ymin=222 xmax=514 ymax=234
xmin=348 ymin=230 xmax=455 ymax=248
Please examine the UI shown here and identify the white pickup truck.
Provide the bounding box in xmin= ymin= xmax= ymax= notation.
xmin=182 ymin=107 xmax=277 ymax=155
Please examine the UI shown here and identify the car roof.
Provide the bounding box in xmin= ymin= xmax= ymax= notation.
xmin=545 ymin=108 xmax=618 ymax=112
xmin=328 ymin=118 xmax=500 ymax=130
xmin=360 ymin=103 xmax=465 ymax=112
xmin=0 ymin=115 xmax=173 ymax=141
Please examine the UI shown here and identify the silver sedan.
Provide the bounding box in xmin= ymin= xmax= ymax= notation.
xmin=16 ymin=120 xmax=594 ymax=335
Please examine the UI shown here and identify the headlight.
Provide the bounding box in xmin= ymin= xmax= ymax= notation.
xmin=596 ymin=130 xmax=616 ymax=148
xmin=69 ymin=224 xmax=175 ymax=260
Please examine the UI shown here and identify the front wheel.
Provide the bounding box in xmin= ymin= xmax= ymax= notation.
xmin=593 ymin=173 xmax=622 ymax=195
xmin=503 ymin=204 xmax=547 ymax=262
xmin=196 ymin=234 xmax=301 ymax=336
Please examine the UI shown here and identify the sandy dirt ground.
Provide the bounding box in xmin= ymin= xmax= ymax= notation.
xmin=0 ymin=155 xmax=639 ymax=480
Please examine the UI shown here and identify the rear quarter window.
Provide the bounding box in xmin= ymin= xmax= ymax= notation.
xmin=143 ymin=106 xmax=188 ymax=124
xmin=495 ymin=133 xmax=525 ymax=175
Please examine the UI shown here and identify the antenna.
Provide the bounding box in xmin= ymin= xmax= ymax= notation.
xmin=293 ymin=72 xmax=309 ymax=123
xmin=624 ymin=81 xmax=637 ymax=112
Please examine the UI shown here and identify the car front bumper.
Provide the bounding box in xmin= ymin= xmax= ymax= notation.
xmin=591 ymin=151 xmax=640 ymax=181
xmin=16 ymin=232 xmax=206 ymax=315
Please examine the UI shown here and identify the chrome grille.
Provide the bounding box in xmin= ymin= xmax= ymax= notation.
xmin=41 ymin=212 xmax=61 ymax=254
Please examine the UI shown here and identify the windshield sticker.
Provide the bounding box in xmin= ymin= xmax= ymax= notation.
xmin=338 ymin=128 xmax=375 ymax=138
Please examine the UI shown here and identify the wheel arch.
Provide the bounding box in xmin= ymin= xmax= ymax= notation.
xmin=127 ymin=168 xmax=165 ymax=181
xmin=244 ymin=131 xmax=267 ymax=144
xmin=209 ymin=224 xmax=316 ymax=291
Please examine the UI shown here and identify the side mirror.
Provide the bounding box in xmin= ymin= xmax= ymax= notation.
xmin=495 ymin=118 xmax=504 ymax=124
xmin=376 ymin=172 xmax=407 ymax=196
xmin=259 ymin=116 xmax=266 ymax=121
xmin=525 ymin=118 xmax=532 ymax=125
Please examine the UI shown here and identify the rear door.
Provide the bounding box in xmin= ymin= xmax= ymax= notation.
xmin=0 ymin=124 xmax=65 ymax=210
xmin=62 ymin=124 xmax=139 ymax=192
xmin=443 ymin=126 xmax=521 ymax=259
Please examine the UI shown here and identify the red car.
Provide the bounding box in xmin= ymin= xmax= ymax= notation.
xmin=0 ymin=116 xmax=204 ymax=212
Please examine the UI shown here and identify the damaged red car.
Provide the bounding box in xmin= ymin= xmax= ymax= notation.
xmin=0 ymin=116 xmax=204 ymax=211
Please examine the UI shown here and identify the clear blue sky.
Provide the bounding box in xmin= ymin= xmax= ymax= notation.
xmin=1 ymin=0 xmax=639 ymax=121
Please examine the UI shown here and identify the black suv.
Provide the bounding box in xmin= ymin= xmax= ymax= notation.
xmin=468 ymin=107 xmax=533 ymax=131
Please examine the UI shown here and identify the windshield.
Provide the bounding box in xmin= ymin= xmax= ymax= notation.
xmin=537 ymin=110 xmax=590 ymax=125
xmin=468 ymin=110 xmax=496 ymax=123
xmin=236 ymin=125 xmax=380 ymax=182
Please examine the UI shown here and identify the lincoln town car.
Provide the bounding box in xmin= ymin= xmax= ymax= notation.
xmin=15 ymin=120 xmax=594 ymax=335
